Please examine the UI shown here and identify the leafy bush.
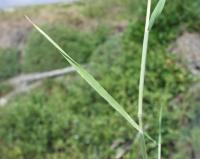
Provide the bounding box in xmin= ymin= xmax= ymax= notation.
xmin=157 ymin=0 xmax=200 ymax=32
xmin=0 ymin=90 xmax=70 ymax=159
xmin=0 ymin=48 xmax=20 ymax=81
xmin=23 ymin=25 xmax=108 ymax=73
xmin=131 ymin=0 xmax=200 ymax=44
xmin=0 ymin=0 xmax=199 ymax=158
xmin=0 ymin=32 xmax=191 ymax=158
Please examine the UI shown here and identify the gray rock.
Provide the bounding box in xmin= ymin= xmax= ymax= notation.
xmin=171 ymin=32 xmax=200 ymax=75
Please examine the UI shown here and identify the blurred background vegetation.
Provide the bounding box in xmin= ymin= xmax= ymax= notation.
xmin=0 ymin=0 xmax=199 ymax=158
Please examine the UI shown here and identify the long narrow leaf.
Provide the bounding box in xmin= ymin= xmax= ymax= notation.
xmin=139 ymin=134 xmax=148 ymax=159
xmin=25 ymin=16 xmax=142 ymax=133
xmin=158 ymin=105 xmax=163 ymax=159
xmin=148 ymin=0 xmax=166 ymax=30
xmin=138 ymin=0 xmax=152 ymax=158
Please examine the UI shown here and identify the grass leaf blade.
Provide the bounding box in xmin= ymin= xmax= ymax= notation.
xmin=158 ymin=105 xmax=163 ymax=159
xmin=25 ymin=16 xmax=142 ymax=133
xmin=148 ymin=0 xmax=166 ymax=30
xmin=139 ymin=134 xmax=148 ymax=159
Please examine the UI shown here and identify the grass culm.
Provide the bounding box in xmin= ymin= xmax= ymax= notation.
xmin=26 ymin=0 xmax=166 ymax=158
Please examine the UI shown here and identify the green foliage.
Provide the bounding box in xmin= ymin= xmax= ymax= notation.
xmin=148 ymin=0 xmax=166 ymax=30
xmin=0 ymin=31 xmax=191 ymax=158
xmin=0 ymin=83 xmax=13 ymax=96
xmin=23 ymin=25 xmax=108 ymax=72
xmin=0 ymin=91 xmax=69 ymax=159
xmin=152 ymin=0 xmax=200 ymax=41
xmin=27 ymin=16 xmax=141 ymax=133
xmin=82 ymin=0 xmax=134 ymax=18
xmin=0 ymin=0 xmax=199 ymax=158
xmin=90 ymin=31 xmax=191 ymax=157
xmin=191 ymin=128 xmax=200 ymax=158
xmin=0 ymin=48 xmax=20 ymax=81
xmin=170 ymin=85 xmax=200 ymax=159
xmin=162 ymin=0 xmax=200 ymax=31
xmin=0 ymin=79 xmax=134 ymax=159
xmin=134 ymin=0 xmax=200 ymax=44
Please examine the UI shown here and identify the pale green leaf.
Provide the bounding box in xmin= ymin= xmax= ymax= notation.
xmin=139 ymin=133 xmax=148 ymax=159
xmin=25 ymin=16 xmax=142 ymax=133
xmin=158 ymin=105 xmax=163 ymax=159
xmin=148 ymin=0 xmax=166 ymax=30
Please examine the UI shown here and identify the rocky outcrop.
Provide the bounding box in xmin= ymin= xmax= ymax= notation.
xmin=0 ymin=20 xmax=31 ymax=50
xmin=171 ymin=32 xmax=200 ymax=75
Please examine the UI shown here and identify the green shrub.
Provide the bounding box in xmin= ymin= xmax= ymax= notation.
xmin=0 ymin=48 xmax=20 ymax=81
xmin=0 ymin=90 xmax=70 ymax=159
xmin=0 ymin=33 xmax=191 ymax=158
xmin=0 ymin=0 xmax=198 ymax=158
xmin=157 ymin=0 xmax=200 ymax=32
xmin=23 ymin=25 xmax=108 ymax=73
xmin=131 ymin=0 xmax=200 ymax=44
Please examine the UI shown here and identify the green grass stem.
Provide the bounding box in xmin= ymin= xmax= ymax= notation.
xmin=138 ymin=0 xmax=151 ymax=158
xmin=158 ymin=105 xmax=163 ymax=159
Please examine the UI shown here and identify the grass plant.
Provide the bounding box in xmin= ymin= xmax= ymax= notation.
xmin=26 ymin=0 xmax=166 ymax=157
xmin=138 ymin=0 xmax=166 ymax=158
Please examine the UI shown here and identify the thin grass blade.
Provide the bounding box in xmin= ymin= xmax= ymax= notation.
xmin=158 ymin=105 xmax=163 ymax=159
xmin=139 ymin=133 xmax=148 ymax=159
xmin=137 ymin=0 xmax=152 ymax=158
xmin=25 ymin=16 xmax=142 ymax=133
xmin=148 ymin=0 xmax=166 ymax=30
